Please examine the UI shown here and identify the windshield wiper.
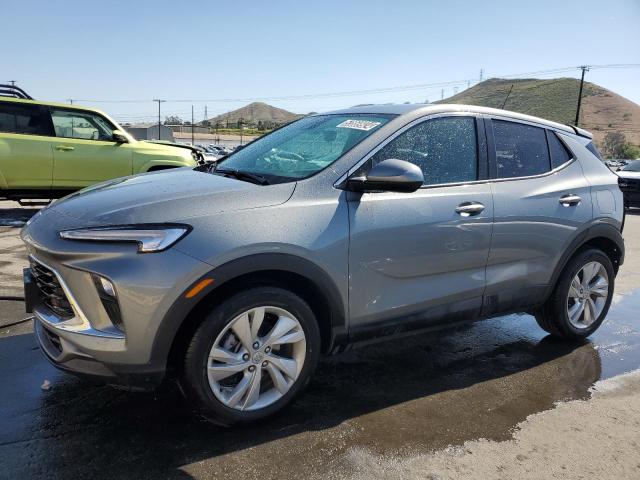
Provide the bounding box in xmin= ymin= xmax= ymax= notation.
xmin=213 ymin=167 xmax=270 ymax=185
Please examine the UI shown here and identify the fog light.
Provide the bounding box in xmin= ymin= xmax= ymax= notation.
xmin=98 ymin=277 xmax=116 ymax=297
xmin=92 ymin=275 xmax=124 ymax=332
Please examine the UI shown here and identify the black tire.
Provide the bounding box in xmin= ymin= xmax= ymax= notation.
xmin=180 ymin=286 xmax=320 ymax=425
xmin=535 ymin=248 xmax=614 ymax=339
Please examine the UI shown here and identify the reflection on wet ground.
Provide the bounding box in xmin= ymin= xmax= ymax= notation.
xmin=1 ymin=290 xmax=639 ymax=479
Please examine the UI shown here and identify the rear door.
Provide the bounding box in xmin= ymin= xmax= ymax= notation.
xmin=484 ymin=117 xmax=593 ymax=314
xmin=49 ymin=107 xmax=132 ymax=189
xmin=348 ymin=114 xmax=493 ymax=335
xmin=0 ymin=101 xmax=54 ymax=190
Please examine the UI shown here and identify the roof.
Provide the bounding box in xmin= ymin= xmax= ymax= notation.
xmin=321 ymin=103 xmax=583 ymax=136
xmin=0 ymin=95 xmax=109 ymax=115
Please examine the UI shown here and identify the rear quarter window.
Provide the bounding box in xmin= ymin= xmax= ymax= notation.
xmin=547 ymin=131 xmax=573 ymax=168
xmin=586 ymin=142 xmax=603 ymax=161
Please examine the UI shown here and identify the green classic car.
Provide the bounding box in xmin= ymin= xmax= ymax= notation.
xmin=0 ymin=90 xmax=200 ymax=202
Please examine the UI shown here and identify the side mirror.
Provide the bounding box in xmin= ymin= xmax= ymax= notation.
xmin=112 ymin=130 xmax=129 ymax=144
xmin=347 ymin=159 xmax=424 ymax=193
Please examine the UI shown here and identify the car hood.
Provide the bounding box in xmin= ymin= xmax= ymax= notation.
xmin=48 ymin=168 xmax=296 ymax=226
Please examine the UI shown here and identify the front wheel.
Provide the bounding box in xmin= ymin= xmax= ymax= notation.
xmin=535 ymin=249 xmax=614 ymax=339
xmin=180 ymin=286 xmax=320 ymax=425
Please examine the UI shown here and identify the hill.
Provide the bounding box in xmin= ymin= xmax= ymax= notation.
xmin=438 ymin=78 xmax=640 ymax=148
xmin=206 ymin=102 xmax=302 ymax=127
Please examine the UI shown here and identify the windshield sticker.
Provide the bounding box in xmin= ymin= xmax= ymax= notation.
xmin=336 ymin=119 xmax=381 ymax=131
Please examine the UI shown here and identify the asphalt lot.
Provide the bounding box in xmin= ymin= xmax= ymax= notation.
xmin=1 ymin=201 xmax=639 ymax=479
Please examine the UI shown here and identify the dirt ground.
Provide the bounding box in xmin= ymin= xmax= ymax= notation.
xmin=326 ymin=370 xmax=640 ymax=480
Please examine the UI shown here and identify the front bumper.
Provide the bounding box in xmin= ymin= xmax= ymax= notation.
xmin=21 ymin=207 xmax=212 ymax=389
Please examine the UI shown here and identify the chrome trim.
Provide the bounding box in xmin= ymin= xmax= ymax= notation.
xmin=29 ymin=255 xmax=124 ymax=339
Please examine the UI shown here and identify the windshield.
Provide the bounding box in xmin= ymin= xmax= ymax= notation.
xmin=622 ymin=161 xmax=640 ymax=172
xmin=216 ymin=114 xmax=393 ymax=182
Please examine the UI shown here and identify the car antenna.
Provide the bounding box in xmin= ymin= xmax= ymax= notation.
xmin=499 ymin=84 xmax=514 ymax=110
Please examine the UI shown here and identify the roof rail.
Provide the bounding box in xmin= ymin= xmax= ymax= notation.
xmin=0 ymin=84 xmax=33 ymax=100
xmin=566 ymin=124 xmax=593 ymax=139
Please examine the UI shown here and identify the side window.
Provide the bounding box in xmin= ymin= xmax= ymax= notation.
xmin=50 ymin=108 xmax=115 ymax=141
xmin=586 ymin=142 xmax=603 ymax=161
xmin=547 ymin=131 xmax=572 ymax=168
xmin=368 ymin=116 xmax=478 ymax=186
xmin=492 ymin=120 xmax=550 ymax=178
xmin=0 ymin=102 xmax=52 ymax=136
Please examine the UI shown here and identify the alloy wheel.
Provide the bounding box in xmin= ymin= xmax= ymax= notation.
xmin=566 ymin=261 xmax=609 ymax=329
xmin=207 ymin=306 xmax=307 ymax=411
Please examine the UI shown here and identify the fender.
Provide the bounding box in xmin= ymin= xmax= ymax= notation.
xmin=545 ymin=219 xmax=624 ymax=300
xmin=149 ymin=253 xmax=348 ymax=369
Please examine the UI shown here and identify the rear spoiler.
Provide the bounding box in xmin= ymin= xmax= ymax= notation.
xmin=566 ymin=124 xmax=593 ymax=139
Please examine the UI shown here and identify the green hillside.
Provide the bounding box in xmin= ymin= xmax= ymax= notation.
xmin=437 ymin=78 xmax=598 ymax=124
xmin=206 ymin=102 xmax=302 ymax=127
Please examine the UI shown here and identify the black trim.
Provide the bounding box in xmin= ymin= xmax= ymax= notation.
xmin=476 ymin=116 xmax=489 ymax=181
xmin=0 ymin=188 xmax=77 ymax=201
xmin=544 ymin=221 xmax=625 ymax=301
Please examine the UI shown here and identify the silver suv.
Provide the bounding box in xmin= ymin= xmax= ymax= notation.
xmin=22 ymin=104 xmax=625 ymax=425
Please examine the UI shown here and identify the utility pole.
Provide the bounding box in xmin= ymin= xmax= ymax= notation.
xmin=574 ymin=65 xmax=590 ymax=126
xmin=9 ymin=80 xmax=16 ymax=87
xmin=441 ymin=89 xmax=444 ymax=100
xmin=66 ymin=99 xmax=74 ymax=105
xmin=204 ymin=106 xmax=208 ymax=122
xmin=191 ymin=105 xmax=195 ymax=145
xmin=479 ymin=68 xmax=484 ymax=83
xmin=153 ymin=99 xmax=165 ymax=140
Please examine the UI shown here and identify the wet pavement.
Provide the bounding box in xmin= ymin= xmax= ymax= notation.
xmin=1 ymin=292 xmax=639 ymax=479
xmin=0 ymin=205 xmax=639 ymax=479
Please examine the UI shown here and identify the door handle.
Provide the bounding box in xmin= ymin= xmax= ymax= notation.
xmin=55 ymin=145 xmax=75 ymax=151
xmin=455 ymin=202 xmax=485 ymax=217
xmin=559 ymin=194 xmax=581 ymax=207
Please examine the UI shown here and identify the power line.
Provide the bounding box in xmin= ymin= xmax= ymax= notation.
xmin=67 ymin=64 xmax=640 ymax=105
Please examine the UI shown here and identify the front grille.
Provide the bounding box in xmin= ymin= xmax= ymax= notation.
xmin=30 ymin=259 xmax=74 ymax=319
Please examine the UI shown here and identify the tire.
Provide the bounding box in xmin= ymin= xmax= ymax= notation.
xmin=535 ymin=248 xmax=614 ymax=339
xmin=180 ymin=286 xmax=320 ymax=425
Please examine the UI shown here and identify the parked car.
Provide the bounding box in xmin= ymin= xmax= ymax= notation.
xmin=22 ymin=104 xmax=624 ymax=425
xmin=606 ymin=159 xmax=627 ymax=169
xmin=616 ymin=160 xmax=640 ymax=209
xmin=0 ymin=86 xmax=199 ymax=202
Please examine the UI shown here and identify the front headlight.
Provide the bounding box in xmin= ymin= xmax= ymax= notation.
xmin=59 ymin=224 xmax=190 ymax=253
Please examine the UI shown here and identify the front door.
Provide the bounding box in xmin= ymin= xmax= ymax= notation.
xmin=49 ymin=107 xmax=132 ymax=189
xmin=347 ymin=115 xmax=493 ymax=336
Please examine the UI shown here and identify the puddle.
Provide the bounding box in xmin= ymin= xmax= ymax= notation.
xmin=0 ymin=290 xmax=639 ymax=479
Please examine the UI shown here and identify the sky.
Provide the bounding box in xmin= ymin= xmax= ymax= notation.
xmin=4 ymin=0 xmax=639 ymax=124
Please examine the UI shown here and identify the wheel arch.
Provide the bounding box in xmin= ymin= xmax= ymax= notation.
xmin=546 ymin=221 xmax=624 ymax=300
xmin=152 ymin=253 xmax=348 ymax=377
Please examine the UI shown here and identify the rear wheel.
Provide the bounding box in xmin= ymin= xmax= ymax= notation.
xmin=180 ymin=286 xmax=320 ymax=425
xmin=535 ymin=249 xmax=614 ymax=339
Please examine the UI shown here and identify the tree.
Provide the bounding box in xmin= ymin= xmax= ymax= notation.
xmin=164 ymin=115 xmax=183 ymax=125
xmin=622 ymin=143 xmax=640 ymax=160
xmin=601 ymin=131 xmax=626 ymax=158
